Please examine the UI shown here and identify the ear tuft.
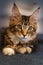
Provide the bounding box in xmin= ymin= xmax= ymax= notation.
xmin=13 ymin=3 xmax=17 ymax=8
xmin=14 ymin=3 xmax=16 ymax=6
xmin=38 ymin=7 xmax=40 ymax=9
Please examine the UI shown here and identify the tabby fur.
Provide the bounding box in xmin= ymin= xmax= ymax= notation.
xmin=2 ymin=3 xmax=40 ymax=55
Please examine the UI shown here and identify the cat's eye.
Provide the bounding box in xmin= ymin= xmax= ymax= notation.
xmin=17 ymin=24 xmax=22 ymax=29
xmin=28 ymin=26 xmax=33 ymax=30
xmin=22 ymin=19 xmax=23 ymax=20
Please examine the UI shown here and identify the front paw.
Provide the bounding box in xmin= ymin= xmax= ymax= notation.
xmin=26 ymin=47 xmax=32 ymax=54
xmin=2 ymin=48 xmax=15 ymax=56
xmin=16 ymin=47 xmax=26 ymax=54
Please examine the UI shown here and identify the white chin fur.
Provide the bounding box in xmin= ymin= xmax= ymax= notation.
xmin=21 ymin=36 xmax=32 ymax=43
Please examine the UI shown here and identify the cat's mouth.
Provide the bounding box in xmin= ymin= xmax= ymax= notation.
xmin=20 ymin=36 xmax=32 ymax=42
xmin=22 ymin=37 xmax=27 ymax=40
xmin=16 ymin=33 xmax=33 ymax=42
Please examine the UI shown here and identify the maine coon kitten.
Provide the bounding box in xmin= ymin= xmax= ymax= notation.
xmin=2 ymin=3 xmax=40 ymax=55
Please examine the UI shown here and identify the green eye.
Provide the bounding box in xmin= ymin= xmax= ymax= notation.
xmin=28 ymin=26 xmax=33 ymax=30
xmin=17 ymin=24 xmax=22 ymax=29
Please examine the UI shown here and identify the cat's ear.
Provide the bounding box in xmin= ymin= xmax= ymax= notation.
xmin=12 ymin=3 xmax=21 ymax=16
xmin=29 ymin=7 xmax=40 ymax=31
xmin=9 ymin=3 xmax=22 ymax=26
xmin=30 ymin=7 xmax=40 ymax=20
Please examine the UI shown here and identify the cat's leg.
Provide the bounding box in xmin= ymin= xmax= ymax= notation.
xmin=22 ymin=44 xmax=32 ymax=53
xmin=2 ymin=45 xmax=15 ymax=55
xmin=26 ymin=47 xmax=32 ymax=53
xmin=26 ymin=39 xmax=39 ymax=53
xmin=2 ymin=30 xmax=16 ymax=55
xmin=16 ymin=43 xmax=33 ymax=54
xmin=16 ymin=46 xmax=26 ymax=54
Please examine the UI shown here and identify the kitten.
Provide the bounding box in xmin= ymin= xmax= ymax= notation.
xmin=2 ymin=3 xmax=40 ymax=55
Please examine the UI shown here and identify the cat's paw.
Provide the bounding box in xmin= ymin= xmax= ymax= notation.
xmin=17 ymin=47 xmax=26 ymax=54
xmin=3 ymin=48 xmax=15 ymax=56
xmin=26 ymin=47 xmax=32 ymax=54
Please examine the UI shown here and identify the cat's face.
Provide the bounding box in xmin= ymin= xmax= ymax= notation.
xmin=16 ymin=16 xmax=36 ymax=41
xmin=10 ymin=15 xmax=36 ymax=42
xmin=9 ymin=3 xmax=40 ymax=42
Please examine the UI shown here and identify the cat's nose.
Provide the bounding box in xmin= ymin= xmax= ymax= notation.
xmin=23 ymin=35 xmax=26 ymax=37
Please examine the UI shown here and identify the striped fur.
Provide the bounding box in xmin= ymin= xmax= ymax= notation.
xmin=2 ymin=3 xmax=40 ymax=55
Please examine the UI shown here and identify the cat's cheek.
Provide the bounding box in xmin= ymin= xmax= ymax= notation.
xmin=16 ymin=32 xmax=23 ymax=38
xmin=28 ymin=34 xmax=36 ymax=41
xmin=31 ymin=34 xmax=36 ymax=40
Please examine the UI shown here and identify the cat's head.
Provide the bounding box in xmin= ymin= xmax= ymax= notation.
xmin=9 ymin=3 xmax=40 ymax=42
